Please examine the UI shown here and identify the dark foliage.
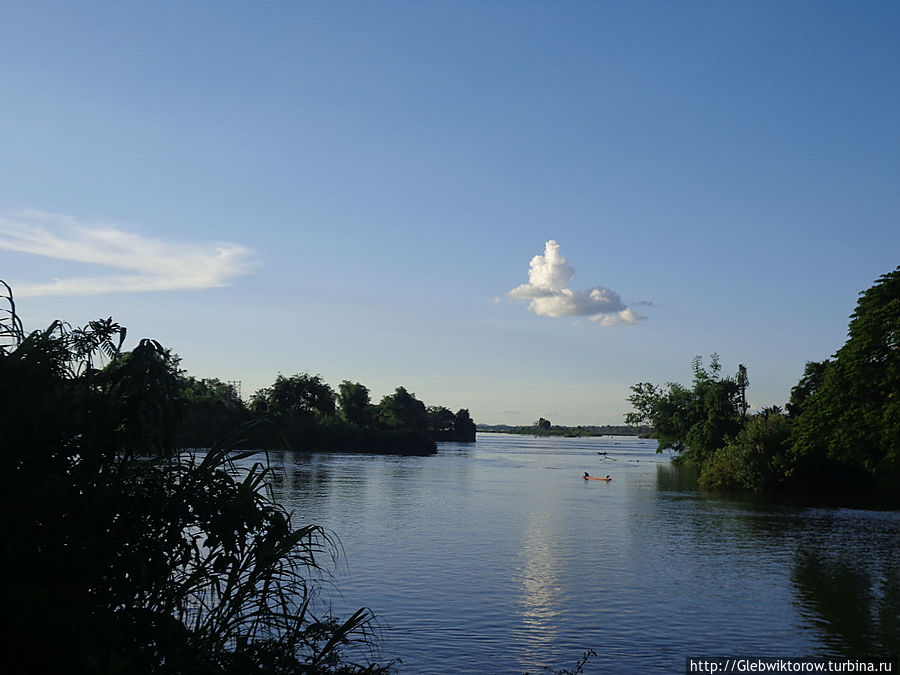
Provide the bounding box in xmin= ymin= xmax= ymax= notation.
xmin=452 ymin=409 xmax=477 ymax=443
xmin=241 ymin=380 xmax=473 ymax=453
xmin=0 ymin=285 xmax=395 ymax=674
xmin=179 ymin=377 xmax=251 ymax=448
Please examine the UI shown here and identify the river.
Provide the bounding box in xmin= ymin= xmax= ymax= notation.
xmin=265 ymin=433 xmax=899 ymax=674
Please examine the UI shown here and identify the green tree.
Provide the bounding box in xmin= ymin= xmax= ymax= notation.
xmin=374 ymin=386 xmax=427 ymax=432
xmin=786 ymin=360 xmax=830 ymax=418
xmin=625 ymin=354 xmax=744 ymax=466
xmin=685 ymin=355 xmax=743 ymax=466
xmin=701 ymin=409 xmax=791 ymax=492
xmin=790 ymin=266 xmax=900 ymax=488
xmin=625 ymin=381 xmax=694 ymax=452
xmin=338 ymin=380 xmax=373 ymax=428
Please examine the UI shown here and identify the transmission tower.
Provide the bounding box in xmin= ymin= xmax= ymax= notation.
xmin=227 ymin=380 xmax=242 ymax=400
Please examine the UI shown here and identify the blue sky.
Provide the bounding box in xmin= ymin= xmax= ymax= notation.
xmin=2 ymin=1 xmax=898 ymax=425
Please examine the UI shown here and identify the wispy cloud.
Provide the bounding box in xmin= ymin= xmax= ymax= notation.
xmin=0 ymin=211 xmax=256 ymax=297
xmin=509 ymin=240 xmax=645 ymax=325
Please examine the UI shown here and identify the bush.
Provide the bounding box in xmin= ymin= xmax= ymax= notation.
xmin=700 ymin=411 xmax=790 ymax=492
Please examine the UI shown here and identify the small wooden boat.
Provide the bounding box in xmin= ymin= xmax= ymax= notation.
xmin=583 ymin=475 xmax=611 ymax=481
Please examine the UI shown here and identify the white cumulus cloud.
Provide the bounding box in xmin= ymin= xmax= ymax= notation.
xmin=0 ymin=211 xmax=256 ymax=297
xmin=509 ymin=240 xmax=645 ymax=325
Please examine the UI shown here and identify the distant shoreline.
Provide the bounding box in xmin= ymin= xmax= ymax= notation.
xmin=477 ymin=424 xmax=654 ymax=438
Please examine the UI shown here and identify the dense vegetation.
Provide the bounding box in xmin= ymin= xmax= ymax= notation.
xmin=128 ymin=356 xmax=476 ymax=454
xmin=244 ymin=376 xmax=475 ymax=453
xmin=625 ymin=267 xmax=900 ymax=499
xmin=0 ymin=284 xmax=396 ymax=674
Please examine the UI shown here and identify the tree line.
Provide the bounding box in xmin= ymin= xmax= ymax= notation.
xmin=478 ymin=422 xmax=654 ymax=437
xmin=625 ymin=266 xmax=899 ymax=499
xmin=135 ymin=356 xmax=476 ymax=454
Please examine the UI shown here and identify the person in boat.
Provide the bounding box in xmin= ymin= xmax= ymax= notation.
xmin=605 ymin=474 xmax=610 ymax=480
xmin=584 ymin=472 xmax=590 ymax=478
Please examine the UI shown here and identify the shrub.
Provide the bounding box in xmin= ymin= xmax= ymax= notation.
xmin=699 ymin=411 xmax=790 ymax=492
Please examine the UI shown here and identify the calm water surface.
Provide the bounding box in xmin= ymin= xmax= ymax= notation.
xmin=265 ymin=433 xmax=899 ymax=674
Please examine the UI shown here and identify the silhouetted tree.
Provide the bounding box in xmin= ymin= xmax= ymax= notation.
xmin=100 ymin=340 xmax=184 ymax=454
xmin=0 ymin=284 xmax=394 ymax=674
xmin=179 ymin=377 xmax=250 ymax=447
xmin=454 ymin=408 xmax=477 ymax=442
